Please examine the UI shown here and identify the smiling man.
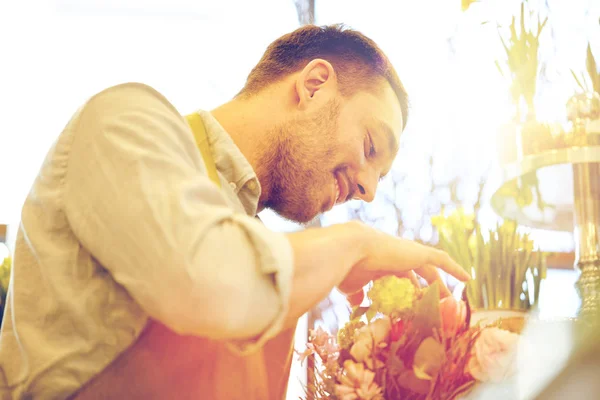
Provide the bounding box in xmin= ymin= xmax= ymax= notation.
xmin=0 ymin=25 xmax=469 ymax=399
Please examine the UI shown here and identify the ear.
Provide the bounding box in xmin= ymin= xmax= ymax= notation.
xmin=295 ymin=59 xmax=337 ymax=110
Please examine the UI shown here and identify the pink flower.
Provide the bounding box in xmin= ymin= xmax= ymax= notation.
xmin=467 ymin=327 xmax=520 ymax=383
xmin=296 ymin=343 xmax=315 ymax=364
xmin=335 ymin=360 xmax=383 ymax=400
xmin=439 ymin=296 xmax=467 ymax=337
xmin=298 ymin=327 xmax=339 ymax=364
xmin=310 ymin=326 xmax=330 ymax=347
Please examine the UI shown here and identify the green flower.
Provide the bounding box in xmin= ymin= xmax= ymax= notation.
xmin=337 ymin=319 xmax=366 ymax=350
xmin=0 ymin=257 xmax=10 ymax=292
xmin=367 ymin=276 xmax=416 ymax=315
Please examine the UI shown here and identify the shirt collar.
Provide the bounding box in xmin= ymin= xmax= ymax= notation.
xmin=195 ymin=110 xmax=261 ymax=216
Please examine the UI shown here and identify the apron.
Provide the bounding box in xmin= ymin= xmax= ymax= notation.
xmin=182 ymin=113 xmax=297 ymax=399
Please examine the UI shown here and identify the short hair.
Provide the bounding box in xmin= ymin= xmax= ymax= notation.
xmin=238 ymin=24 xmax=409 ymax=129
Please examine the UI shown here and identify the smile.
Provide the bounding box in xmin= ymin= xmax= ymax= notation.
xmin=326 ymin=171 xmax=349 ymax=212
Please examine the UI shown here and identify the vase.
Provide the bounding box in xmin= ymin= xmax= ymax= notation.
xmin=470 ymin=309 xmax=528 ymax=333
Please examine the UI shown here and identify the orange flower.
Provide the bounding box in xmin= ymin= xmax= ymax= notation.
xmin=439 ymin=296 xmax=467 ymax=337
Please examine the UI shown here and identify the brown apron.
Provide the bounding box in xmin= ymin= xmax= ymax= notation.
xmin=182 ymin=112 xmax=297 ymax=399
xmin=72 ymin=114 xmax=296 ymax=400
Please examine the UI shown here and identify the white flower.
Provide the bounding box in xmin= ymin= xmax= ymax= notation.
xmin=335 ymin=360 xmax=383 ymax=400
xmin=350 ymin=317 xmax=391 ymax=369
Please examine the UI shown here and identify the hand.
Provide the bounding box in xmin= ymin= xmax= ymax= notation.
xmin=338 ymin=225 xmax=470 ymax=301
xmin=283 ymin=221 xmax=469 ymax=329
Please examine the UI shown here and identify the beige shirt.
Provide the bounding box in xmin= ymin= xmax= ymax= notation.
xmin=0 ymin=83 xmax=294 ymax=399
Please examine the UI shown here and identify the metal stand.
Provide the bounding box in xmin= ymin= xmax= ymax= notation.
xmin=491 ymin=142 xmax=600 ymax=319
xmin=572 ymin=162 xmax=600 ymax=318
xmin=492 ymin=92 xmax=600 ymax=319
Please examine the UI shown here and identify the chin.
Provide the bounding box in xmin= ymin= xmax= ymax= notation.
xmin=274 ymin=204 xmax=321 ymax=225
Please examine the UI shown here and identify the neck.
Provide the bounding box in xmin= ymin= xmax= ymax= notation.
xmin=210 ymin=91 xmax=286 ymax=212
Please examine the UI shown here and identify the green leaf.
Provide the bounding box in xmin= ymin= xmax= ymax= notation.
xmin=412 ymin=337 xmax=445 ymax=380
xmin=519 ymin=2 xmax=525 ymax=37
xmin=412 ymin=282 xmax=442 ymax=338
xmin=461 ymin=0 xmax=478 ymax=12
xmin=387 ymin=350 xmax=405 ymax=376
xmin=366 ymin=307 xmax=377 ymax=322
xmin=571 ymin=69 xmax=586 ymax=91
xmin=586 ymin=43 xmax=600 ymax=93
xmin=537 ymin=16 xmax=548 ymax=39
xmin=396 ymin=369 xmax=431 ymax=394
xmin=350 ymin=306 xmax=369 ymax=321
xmin=389 ymin=338 xmax=403 ymax=356
xmin=495 ymin=60 xmax=506 ymax=78
xmin=582 ymin=72 xmax=591 ymax=92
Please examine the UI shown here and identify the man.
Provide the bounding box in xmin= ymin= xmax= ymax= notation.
xmin=0 ymin=24 xmax=469 ymax=399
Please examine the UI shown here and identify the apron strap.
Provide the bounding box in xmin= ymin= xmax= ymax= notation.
xmin=185 ymin=113 xmax=221 ymax=188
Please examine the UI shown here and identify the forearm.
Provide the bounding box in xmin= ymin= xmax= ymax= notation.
xmin=282 ymin=221 xmax=369 ymax=328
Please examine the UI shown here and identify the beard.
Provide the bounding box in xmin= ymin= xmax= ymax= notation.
xmin=261 ymin=100 xmax=341 ymax=223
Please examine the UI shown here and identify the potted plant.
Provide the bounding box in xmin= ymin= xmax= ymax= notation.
xmin=431 ymin=208 xmax=546 ymax=325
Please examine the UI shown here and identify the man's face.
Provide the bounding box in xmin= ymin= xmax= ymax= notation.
xmin=266 ymin=79 xmax=404 ymax=223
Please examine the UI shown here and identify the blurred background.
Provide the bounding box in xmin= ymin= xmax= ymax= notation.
xmin=1 ymin=0 xmax=599 ymax=398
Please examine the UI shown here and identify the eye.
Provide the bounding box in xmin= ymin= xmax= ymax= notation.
xmin=366 ymin=133 xmax=376 ymax=158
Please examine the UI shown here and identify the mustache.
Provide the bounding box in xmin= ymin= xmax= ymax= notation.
xmin=339 ymin=171 xmax=357 ymax=202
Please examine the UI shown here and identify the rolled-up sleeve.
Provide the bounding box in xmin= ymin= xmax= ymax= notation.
xmin=62 ymin=84 xmax=293 ymax=353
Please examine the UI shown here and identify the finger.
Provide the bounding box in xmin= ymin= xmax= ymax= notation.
xmin=407 ymin=271 xmax=421 ymax=288
xmin=427 ymin=248 xmax=471 ymax=282
xmin=347 ymin=289 xmax=365 ymax=307
xmin=415 ymin=265 xmax=451 ymax=298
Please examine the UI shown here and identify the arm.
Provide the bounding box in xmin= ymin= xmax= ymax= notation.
xmin=282 ymin=221 xmax=368 ymax=327
xmin=282 ymin=221 xmax=470 ymax=329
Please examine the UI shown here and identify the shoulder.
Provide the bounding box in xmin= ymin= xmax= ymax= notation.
xmin=69 ymin=82 xmax=200 ymax=165
xmin=82 ymin=82 xmax=184 ymax=124
xmin=72 ymin=82 xmax=195 ymax=147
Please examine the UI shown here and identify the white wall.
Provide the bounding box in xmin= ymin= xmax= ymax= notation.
xmin=0 ymin=0 xmax=298 ymax=224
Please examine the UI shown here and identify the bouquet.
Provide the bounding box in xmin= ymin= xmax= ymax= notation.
xmin=298 ymin=277 xmax=521 ymax=400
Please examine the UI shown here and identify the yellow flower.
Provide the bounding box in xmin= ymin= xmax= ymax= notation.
xmin=468 ymin=234 xmax=478 ymax=258
xmin=430 ymin=214 xmax=446 ymax=228
xmin=432 ymin=208 xmax=475 ymax=241
xmin=449 ymin=208 xmax=475 ymax=231
xmin=367 ymin=276 xmax=415 ymax=315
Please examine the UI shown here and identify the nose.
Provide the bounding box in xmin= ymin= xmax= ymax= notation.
xmin=353 ymin=167 xmax=379 ymax=203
